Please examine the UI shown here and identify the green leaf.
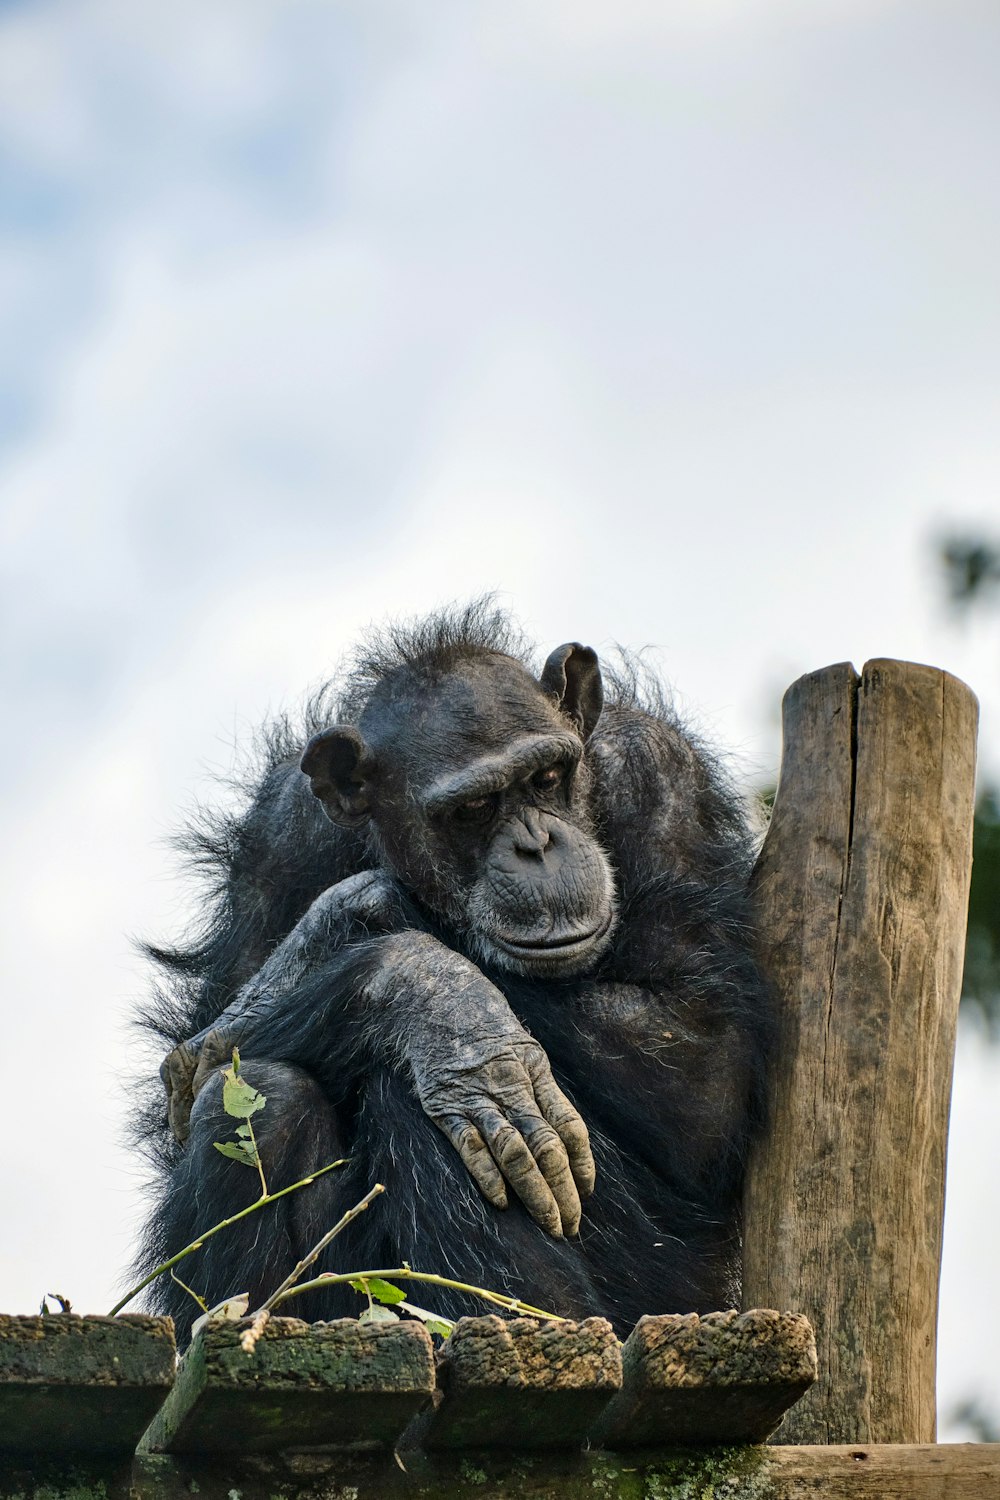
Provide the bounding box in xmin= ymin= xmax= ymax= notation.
xmin=231 ymin=1046 xmax=242 ymax=1073
xmin=235 ymin=1122 xmax=253 ymax=1139
xmin=214 ymin=1140 xmax=259 ymax=1167
xmin=359 ymin=1304 xmax=399 ymax=1324
xmin=349 ymin=1277 xmax=406 ymax=1305
xmin=398 ymin=1300 xmax=455 ymax=1337
xmin=221 ymin=1069 xmax=266 ymax=1120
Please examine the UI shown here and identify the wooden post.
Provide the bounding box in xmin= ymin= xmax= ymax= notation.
xmin=743 ymin=660 xmax=977 ymax=1444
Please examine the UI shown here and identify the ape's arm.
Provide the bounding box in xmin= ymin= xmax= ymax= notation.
xmin=161 ymin=877 xmax=593 ymax=1236
xmin=159 ymin=869 xmax=410 ymax=1138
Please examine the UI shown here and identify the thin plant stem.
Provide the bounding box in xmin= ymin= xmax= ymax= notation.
xmin=272 ymin=1267 xmax=564 ymax=1322
xmin=169 ymin=1269 xmax=208 ymax=1313
xmin=257 ymin=1183 xmax=385 ymax=1314
xmin=245 ymin=1115 xmax=268 ymax=1200
xmin=108 ymin=1156 xmax=347 ymax=1316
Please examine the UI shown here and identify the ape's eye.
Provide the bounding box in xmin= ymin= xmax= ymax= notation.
xmin=532 ymin=766 xmax=563 ymax=793
xmin=453 ymin=795 xmax=497 ymax=826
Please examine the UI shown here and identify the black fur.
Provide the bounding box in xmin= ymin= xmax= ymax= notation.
xmin=133 ymin=602 xmax=772 ymax=1341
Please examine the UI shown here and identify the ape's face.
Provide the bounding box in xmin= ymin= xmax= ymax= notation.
xmin=301 ymin=650 xmax=618 ymax=978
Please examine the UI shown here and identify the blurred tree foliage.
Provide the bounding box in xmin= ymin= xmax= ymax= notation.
xmin=962 ymin=789 xmax=1000 ymax=1037
xmin=940 ymin=533 xmax=1000 ymax=1037
xmin=941 ymin=536 xmax=1000 ymax=608
xmin=946 ymin=1396 xmax=1000 ymax=1444
xmin=938 ymin=535 xmax=1000 ymax=1458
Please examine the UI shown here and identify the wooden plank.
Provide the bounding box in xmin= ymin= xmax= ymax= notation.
xmin=743 ymin=661 xmax=978 ymax=1444
xmin=770 ymin=1443 xmax=1000 ymax=1498
xmin=139 ymin=1315 xmax=434 ymax=1454
xmin=590 ymin=1308 xmax=816 ymax=1447
xmin=416 ymin=1315 xmax=621 ymax=1449
xmin=4 ymin=1441 xmax=996 ymax=1499
xmin=0 ymin=1313 xmax=175 ymax=1454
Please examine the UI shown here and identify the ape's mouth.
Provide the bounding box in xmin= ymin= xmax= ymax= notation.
xmin=492 ymin=910 xmax=614 ymax=960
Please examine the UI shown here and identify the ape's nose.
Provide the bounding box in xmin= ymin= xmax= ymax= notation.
xmin=512 ymin=808 xmax=554 ymax=862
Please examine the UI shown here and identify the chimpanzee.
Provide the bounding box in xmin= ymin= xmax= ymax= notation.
xmin=136 ymin=604 xmax=771 ymax=1343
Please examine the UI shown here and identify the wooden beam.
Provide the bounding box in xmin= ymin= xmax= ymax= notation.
xmin=3 ymin=1441 xmax=997 ymax=1499
xmin=415 ymin=1315 xmax=621 ymax=1450
xmin=0 ymin=1313 xmax=175 ymax=1454
xmin=769 ymin=1443 xmax=999 ymax=1497
xmin=591 ymin=1309 xmax=816 ymax=1447
xmin=743 ymin=660 xmax=978 ymax=1443
xmin=140 ymin=1316 xmax=434 ymax=1454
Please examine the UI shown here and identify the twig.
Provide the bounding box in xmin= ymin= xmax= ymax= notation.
xmin=240 ymin=1306 xmax=271 ymax=1354
xmin=257 ymin=1183 xmax=385 ymax=1315
xmin=108 ymin=1156 xmax=348 ymax=1315
xmin=169 ymin=1269 xmax=208 ymax=1312
xmin=245 ymin=1114 xmax=268 ymax=1200
xmin=271 ymin=1267 xmax=564 ymax=1321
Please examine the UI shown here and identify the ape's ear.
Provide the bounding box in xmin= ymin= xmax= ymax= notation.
xmin=300 ymin=726 xmax=375 ymax=828
xmin=540 ymin=642 xmax=604 ymax=740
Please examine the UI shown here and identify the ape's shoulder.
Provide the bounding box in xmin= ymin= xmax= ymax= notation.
xmin=587 ymin=702 xmax=702 ymax=814
xmin=586 ymin=701 xmax=759 ymax=887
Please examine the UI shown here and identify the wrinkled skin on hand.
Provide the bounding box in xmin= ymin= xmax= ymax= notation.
xmin=365 ymin=930 xmax=595 ymax=1237
xmin=411 ymin=1030 xmax=595 ymax=1237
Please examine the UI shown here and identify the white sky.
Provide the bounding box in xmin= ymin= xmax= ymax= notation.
xmin=1 ymin=0 xmax=998 ymax=1439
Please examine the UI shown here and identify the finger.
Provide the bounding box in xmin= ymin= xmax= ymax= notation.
xmin=476 ymin=1111 xmax=563 ymax=1238
xmin=514 ymin=1113 xmax=582 ymax=1236
xmin=191 ymin=1029 xmax=233 ymax=1098
xmin=531 ymin=1070 xmax=597 ymax=1199
xmin=434 ymin=1115 xmax=509 ymax=1210
xmin=159 ymin=1054 xmax=174 ymax=1099
xmin=160 ymin=1046 xmax=197 ymax=1144
xmin=160 ymin=1045 xmax=193 ymax=1098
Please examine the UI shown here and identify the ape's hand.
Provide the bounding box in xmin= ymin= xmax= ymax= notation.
xmin=160 ymin=1027 xmax=240 ymax=1144
xmin=410 ymin=1029 xmax=596 ymax=1238
xmin=364 ymin=930 xmax=596 ymax=1238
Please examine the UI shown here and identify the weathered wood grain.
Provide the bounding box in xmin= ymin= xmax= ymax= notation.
xmin=139 ymin=1316 xmax=434 ymax=1454
xmin=743 ymin=660 xmax=978 ymax=1444
xmin=769 ymin=1442 xmax=1000 ymax=1498
xmin=415 ymin=1315 xmax=621 ymax=1450
xmin=0 ymin=1313 xmax=175 ymax=1453
xmin=4 ymin=1441 xmax=997 ymax=1499
xmin=590 ymin=1309 xmax=816 ymax=1447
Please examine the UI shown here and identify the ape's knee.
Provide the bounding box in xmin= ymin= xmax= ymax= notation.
xmin=189 ymin=1059 xmax=327 ymax=1142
